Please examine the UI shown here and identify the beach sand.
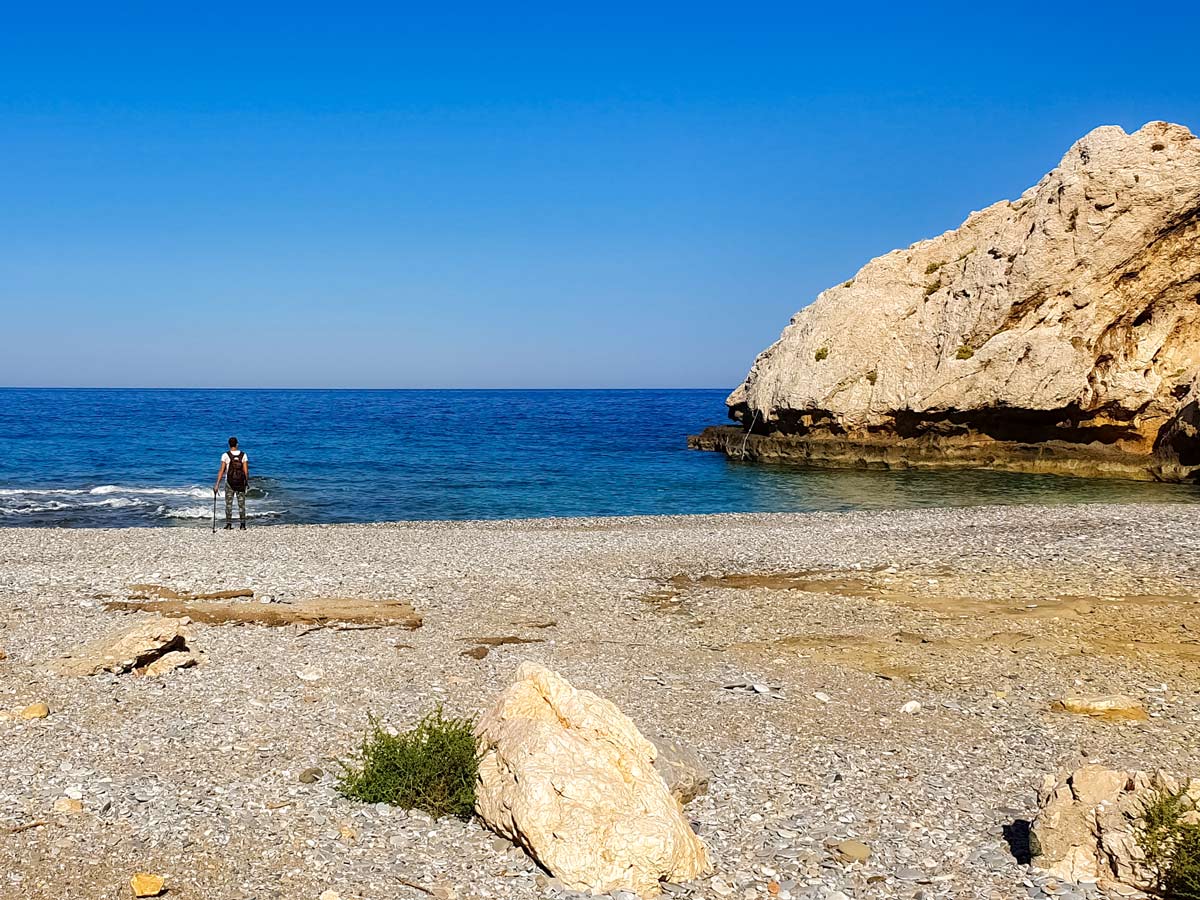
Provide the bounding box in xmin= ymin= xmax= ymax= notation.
xmin=1 ymin=503 xmax=1198 ymax=899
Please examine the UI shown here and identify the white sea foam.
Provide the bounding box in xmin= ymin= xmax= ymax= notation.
xmin=0 ymin=500 xmax=73 ymax=513
xmin=155 ymin=505 xmax=281 ymax=520
xmin=1 ymin=485 xmax=211 ymax=499
xmin=0 ymin=494 xmax=157 ymax=513
xmin=0 ymin=484 xmax=277 ymax=522
xmin=0 ymin=488 xmax=87 ymax=496
xmin=89 ymin=497 xmax=144 ymax=509
xmin=0 ymin=495 xmax=151 ymax=514
xmin=89 ymin=485 xmax=211 ymax=498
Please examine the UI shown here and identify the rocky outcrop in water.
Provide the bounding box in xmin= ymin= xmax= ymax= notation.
xmin=692 ymin=121 xmax=1200 ymax=481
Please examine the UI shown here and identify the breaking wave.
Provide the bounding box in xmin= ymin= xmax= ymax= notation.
xmin=0 ymin=487 xmax=88 ymax=496
xmin=156 ymin=505 xmax=281 ymax=520
xmin=0 ymin=482 xmax=283 ymax=525
xmin=0 ymin=484 xmax=211 ymax=499
xmin=0 ymin=497 xmax=150 ymax=514
xmin=89 ymin=484 xmax=212 ymax=498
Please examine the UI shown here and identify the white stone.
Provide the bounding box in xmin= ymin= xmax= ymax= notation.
xmin=475 ymin=662 xmax=712 ymax=897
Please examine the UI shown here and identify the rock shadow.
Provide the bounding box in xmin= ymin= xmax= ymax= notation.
xmin=1002 ymin=819 xmax=1033 ymax=865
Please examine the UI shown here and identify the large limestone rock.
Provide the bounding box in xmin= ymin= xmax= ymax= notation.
xmin=693 ymin=122 xmax=1200 ymax=481
xmin=44 ymin=616 xmax=197 ymax=676
xmin=475 ymin=662 xmax=712 ymax=897
xmin=1031 ymin=764 xmax=1200 ymax=888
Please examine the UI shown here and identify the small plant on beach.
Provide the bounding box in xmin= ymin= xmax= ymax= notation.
xmin=1137 ymin=783 xmax=1200 ymax=899
xmin=337 ymin=708 xmax=479 ymax=819
xmin=814 ymin=347 xmax=829 ymax=362
xmin=955 ymin=345 xmax=975 ymax=360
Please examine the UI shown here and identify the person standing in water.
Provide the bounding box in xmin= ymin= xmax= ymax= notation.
xmin=214 ymin=436 xmax=250 ymax=530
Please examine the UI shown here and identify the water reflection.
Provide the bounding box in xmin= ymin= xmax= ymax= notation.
xmin=720 ymin=458 xmax=1197 ymax=513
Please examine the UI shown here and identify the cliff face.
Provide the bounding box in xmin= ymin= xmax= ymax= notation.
xmin=697 ymin=121 xmax=1200 ymax=481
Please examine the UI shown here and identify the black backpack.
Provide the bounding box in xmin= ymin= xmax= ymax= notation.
xmin=226 ymin=450 xmax=247 ymax=490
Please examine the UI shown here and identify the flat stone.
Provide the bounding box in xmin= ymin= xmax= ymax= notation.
xmin=1050 ymin=694 xmax=1146 ymax=721
xmin=834 ymin=840 xmax=871 ymax=863
xmin=130 ymin=872 xmax=166 ymax=897
xmin=44 ymin=616 xmax=191 ymax=677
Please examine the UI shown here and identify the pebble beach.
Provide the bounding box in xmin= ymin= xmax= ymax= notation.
xmin=2 ymin=502 xmax=1199 ymax=900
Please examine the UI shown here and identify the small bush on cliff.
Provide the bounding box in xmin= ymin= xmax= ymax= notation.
xmin=842 ymin=278 xmax=855 ymax=288
xmin=865 ymin=370 xmax=878 ymax=385
xmin=814 ymin=347 xmax=829 ymax=362
xmin=924 ymin=260 xmax=945 ymax=275
xmin=923 ymin=279 xmax=942 ymax=298
xmin=955 ymin=345 xmax=975 ymax=360
xmin=1137 ymin=782 xmax=1200 ymax=900
xmin=337 ymin=708 xmax=478 ymax=819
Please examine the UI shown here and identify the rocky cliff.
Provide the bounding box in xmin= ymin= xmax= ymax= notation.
xmin=692 ymin=121 xmax=1200 ymax=481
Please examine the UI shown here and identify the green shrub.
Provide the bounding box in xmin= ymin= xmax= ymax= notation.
xmin=337 ymin=708 xmax=479 ymax=819
xmin=1169 ymin=829 xmax=1200 ymax=900
xmin=1138 ymin=783 xmax=1200 ymax=900
xmin=955 ymin=345 xmax=974 ymax=360
xmin=924 ymin=261 xmax=944 ymax=275
xmin=842 ymin=279 xmax=855 ymax=288
xmin=814 ymin=347 xmax=829 ymax=362
xmin=865 ymin=370 xmax=878 ymax=385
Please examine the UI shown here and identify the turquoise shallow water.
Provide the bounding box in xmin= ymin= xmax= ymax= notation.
xmin=0 ymin=388 xmax=1193 ymax=527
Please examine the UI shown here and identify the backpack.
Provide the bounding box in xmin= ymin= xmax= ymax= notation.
xmin=226 ymin=450 xmax=247 ymax=491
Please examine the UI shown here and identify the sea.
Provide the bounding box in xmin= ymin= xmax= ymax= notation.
xmin=0 ymin=389 xmax=1192 ymax=528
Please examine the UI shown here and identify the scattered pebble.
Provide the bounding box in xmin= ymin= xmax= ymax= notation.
xmin=0 ymin=505 xmax=1195 ymax=900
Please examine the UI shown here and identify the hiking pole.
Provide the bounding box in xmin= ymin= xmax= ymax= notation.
xmin=212 ymin=488 xmax=217 ymax=534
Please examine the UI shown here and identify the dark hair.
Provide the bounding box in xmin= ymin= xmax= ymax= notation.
xmin=228 ymin=436 xmax=238 ymax=448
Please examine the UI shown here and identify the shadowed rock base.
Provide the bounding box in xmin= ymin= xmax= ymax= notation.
xmin=689 ymin=425 xmax=1185 ymax=482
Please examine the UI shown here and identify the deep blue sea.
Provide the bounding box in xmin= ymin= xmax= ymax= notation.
xmin=0 ymin=389 xmax=1193 ymax=527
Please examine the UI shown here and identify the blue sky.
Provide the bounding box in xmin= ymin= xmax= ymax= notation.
xmin=3 ymin=3 xmax=1197 ymax=388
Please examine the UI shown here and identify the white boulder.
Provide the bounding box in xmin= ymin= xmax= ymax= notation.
xmin=474 ymin=662 xmax=712 ymax=897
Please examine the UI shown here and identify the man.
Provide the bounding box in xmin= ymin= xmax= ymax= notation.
xmin=214 ymin=436 xmax=250 ymax=530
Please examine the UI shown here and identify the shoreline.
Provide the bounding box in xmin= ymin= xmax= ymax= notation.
xmin=2 ymin=502 xmax=1198 ymax=899
xmin=1 ymin=494 xmax=1197 ymax=535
